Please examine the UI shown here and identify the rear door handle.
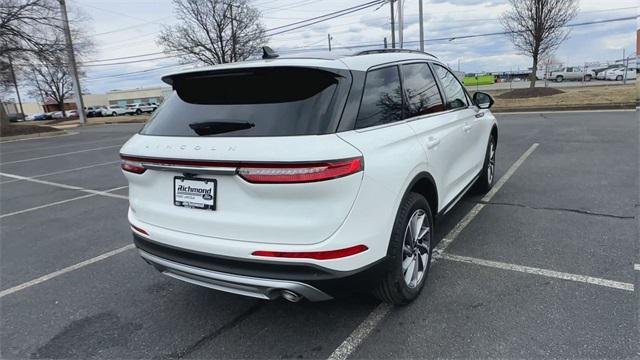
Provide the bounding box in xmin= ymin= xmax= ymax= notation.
xmin=426 ymin=137 xmax=440 ymax=149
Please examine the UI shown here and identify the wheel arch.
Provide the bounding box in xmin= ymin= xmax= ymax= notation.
xmin=404 ymin=172 xmax=439 ymax=218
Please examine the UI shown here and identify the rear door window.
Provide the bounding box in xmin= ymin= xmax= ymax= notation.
xmin=401 ymin=63 xmax=445 ymax=118
xmin=355 ymin=66 xmax=403 ymax=129
xmin=432 ymin=64 xmax=468 ymax=110
xmin=140 ymin=67 xmax=344 ymax=137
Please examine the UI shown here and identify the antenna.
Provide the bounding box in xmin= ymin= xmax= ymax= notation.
xmin=262 ymin=46 xmax=279 ymax=59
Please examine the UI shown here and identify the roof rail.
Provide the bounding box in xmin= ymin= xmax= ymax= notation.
xmin=353 ymin=48 xmax=438 ymax=59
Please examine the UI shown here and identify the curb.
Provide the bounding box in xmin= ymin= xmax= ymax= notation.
xmin=492 ymin=103 xmax=637 ymax=113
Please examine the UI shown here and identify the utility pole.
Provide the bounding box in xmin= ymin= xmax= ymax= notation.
xmin=397 ymin=0 xmax=403 ymax=48
xmin=389 ymin=0 xmax=395 ymax=48
xmin=327 ymin=33 xmax=332 ymax=51
xmin=384 ymin=37 xmax=388 ymax=49
xmin=418 ymin=0 xmax=424 ymax=51
xmin=7 ymin=55 xmax=25 ymax=119
xmin=622 ymin=48 xmax=627 ymax=85
xmin=58 ymin=0 xmax=86 ymax=125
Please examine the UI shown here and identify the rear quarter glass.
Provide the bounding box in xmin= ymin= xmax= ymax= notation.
xmin=141 ymin=67 xmax=351 ymax=137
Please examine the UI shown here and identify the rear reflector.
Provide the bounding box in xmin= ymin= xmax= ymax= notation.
xmin=131 ymin=224 xmax=149 ymax=236
xmin=238 ymin=157 xmax=363 ymax=183
xmin=252 ymin=245 xmax=368 ymax=260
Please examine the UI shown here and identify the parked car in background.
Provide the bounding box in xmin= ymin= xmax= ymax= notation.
xmin=8 ymin=113 xmax=25 ymax=122
xmin=605 ymin=67 xmax=637 ymax=81
xmin=125 ymin=102 xmax=158 ymax=115
xmin=51 ymin=111 xmax=64 ymax=119
xmin=85 ymin=106 xmax=105 ymax=117
xmin=550 ymin=66 xmax=594 ymax=82
xmin=26 ymin=113 xmax=52 ymax=121
xmin=101 ymin=105 xmax=127 ymax=117
xmin=68 ymin=110 xmax=79 ymax=118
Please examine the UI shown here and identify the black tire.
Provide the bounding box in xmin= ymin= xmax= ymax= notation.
xmin=135 ymin=109 xmax=142 ymax=115
xmin=616 ymin=75 xmax=623 ymax=81
xmin=112 ymin=112 xmax=117 ymax=117
xmin=555 ymin=75 xmax=563 ymax=82
xmin=584 ymin=74 xmax=592 ymax=81
xmin=373 ymin=193 xmax=433 ymax=305
xmin=474 ymin=134 xmax=496 ymax=194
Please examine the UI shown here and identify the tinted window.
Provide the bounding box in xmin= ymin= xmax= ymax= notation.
xmin=356 ymin=66 xmax=403 ymax=129
xmin=401 ymin=63 xmax=445 ymax=118
xmin=433 ymin=64 xmax=468 ymax=110
xmin=141 ymin=67 xmax=342 ymax=137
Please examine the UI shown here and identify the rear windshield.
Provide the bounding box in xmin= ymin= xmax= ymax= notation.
xmin=141 ymin=67 xmax=345 ymax=137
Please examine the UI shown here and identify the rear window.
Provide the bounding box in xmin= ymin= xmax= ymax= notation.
xmin=141 ymin=67 xmax=344 ymax=137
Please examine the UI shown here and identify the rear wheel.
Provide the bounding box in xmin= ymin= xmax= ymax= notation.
xmin=135 ymin=109 xmax=142 ymax=115
xmin=584 ymin=74 xmax=592 ymax=81
xmin=555 ymin=75 xmax=563 ymax=82
xmin=616 ymin=75 xmax=623 ymax=81
xmin=475 ymin=134 xmax=496 ymax=194
xmin=374 ymin=193 xmax=433 ymax=305
xmin=112 ymin=112 xmax=117 ymax=116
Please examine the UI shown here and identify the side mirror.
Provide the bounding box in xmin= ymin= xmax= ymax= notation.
xmin=473 ymin=92 xmax=494 ymax=109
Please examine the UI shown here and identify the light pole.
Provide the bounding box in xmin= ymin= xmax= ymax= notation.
xmin=418 ymin=0 xmax=424 ymax=51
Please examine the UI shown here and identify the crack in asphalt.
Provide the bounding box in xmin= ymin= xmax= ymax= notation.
xmin=158 ymin=302 xmax=264 ymax=359
xmin=470 ymin=200 xmax=635 ymax=220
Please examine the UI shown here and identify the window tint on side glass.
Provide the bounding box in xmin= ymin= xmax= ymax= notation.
xmin=356 ymin=66 xmax=403 ymax=129
xmin=433 ymin=64 xmax=468 ymax=110
xmin=401 ymin=63 xmax=445 ymax=118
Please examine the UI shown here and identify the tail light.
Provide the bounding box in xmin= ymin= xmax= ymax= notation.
xmin=237 ymin=157 xmax=363 ymax=184
xmin=252 ymin=244 xmax=368 ymax=260
xmin=119 ymin=155 xmax=363 ymax=183
xmin=130 ymin=224 xmax=149 ymax=236
xmin=121 ymin=158 xmax=146 ymax=174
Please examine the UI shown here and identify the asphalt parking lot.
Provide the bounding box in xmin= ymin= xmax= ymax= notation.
xmin=1 ymin=110 xmax=637 ymax=359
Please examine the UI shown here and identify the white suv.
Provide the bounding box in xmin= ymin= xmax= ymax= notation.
xmin=125 ymin=102 xmax=158 ymax=115
xmin=120 ymin=49 xmax=498 ymax=304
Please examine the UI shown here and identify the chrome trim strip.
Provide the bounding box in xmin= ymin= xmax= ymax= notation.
xmin=143 ymin=163 xmax=237 ymax=175
xmin=138 ymin=249 xmax=333 ymax=301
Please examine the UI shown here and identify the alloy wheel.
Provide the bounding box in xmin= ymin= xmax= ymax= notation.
xmin=487 ymin=141 xmax=495 ymax=185
xmin=402 ymin=209 xmax=431 ymax=288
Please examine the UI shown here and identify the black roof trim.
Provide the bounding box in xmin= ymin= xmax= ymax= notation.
xmin=353 ymin=48 xmax=438 ymax=59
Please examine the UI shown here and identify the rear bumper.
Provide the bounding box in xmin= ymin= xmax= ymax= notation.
xmin=133 ymin=234 xmax=386 ymax=300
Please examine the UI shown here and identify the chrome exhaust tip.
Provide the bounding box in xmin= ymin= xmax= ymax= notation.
xmin=281 ymin=290 xmax=303 ymax=302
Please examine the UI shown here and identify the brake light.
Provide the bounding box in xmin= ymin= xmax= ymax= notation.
xmin=238 ymin=157 xmax=363 ymax=183
xmin=121 ymin=158 xmax=146 ymax=174
xmin=252 ymin=244 xmax=368 ymax=260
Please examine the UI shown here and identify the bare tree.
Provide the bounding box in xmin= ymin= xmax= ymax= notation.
xmin=158 ymin=0 xmax=267 ymax=65
xmin=0 ymin=0 xmax=61 ymax=54
xmin=500 ymin=0 xmax=578 ymax=88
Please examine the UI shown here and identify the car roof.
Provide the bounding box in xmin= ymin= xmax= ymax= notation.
xmin=161 ymin=49 xmax=441 ymax=85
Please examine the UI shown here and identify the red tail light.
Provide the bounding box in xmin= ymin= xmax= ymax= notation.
xmin=121 ymin=158 xmax=146 ymax=174
xmin=119 ymin=155 xmax=363 ymax=183
xmin=238 ymin=157 xmax=363 ymax=183
xmin=252 ymin=245 xmax=368 ymax=260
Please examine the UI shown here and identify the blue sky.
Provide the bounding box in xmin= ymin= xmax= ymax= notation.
xmin=61 ymin=0 xmax=640 ymax=94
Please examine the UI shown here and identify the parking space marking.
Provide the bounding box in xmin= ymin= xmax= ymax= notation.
xmin=438 ymin=253 xmax=634 ymax=292
xmin=1 ymin=136 xmax=129 ymax=155
xmin=327 ymin=143 xmax=539 ymax=360
xmin=434 ymin=143 xmax=539 ymax=255
xmin=634 ymin=264 xmax=640 ymax=271
xmin=0 ymin=185 xmax=127 ymax=219
xmin=0 ymin=131 xmax=78 ymax=144
xmin=0 ymin=172 xmax=128 ymax=200
xmin=0 ymin=144 xmax=121 ymax=165
xmin=0 ymin=161 xmax=120 ymax=184
xmin=0 ymin=244 xmax=135 ymax=299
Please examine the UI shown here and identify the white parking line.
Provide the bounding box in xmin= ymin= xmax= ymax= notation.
xmin=634 ymin=264 xmax=640 ymax=271
xmin=1 ymin=136 xmax=129 ymax=155
xmin=0 ymin=144 xmax=121 ymax=165
xmin=0 ymin=161 xmax=120 ymax=184
xmin=0 ymin=172 xmax=128 ymax=200
xmin=327 ymin=143 xmax=539 ymax=360
xmin=438 ymin=253 xmax=634 ymax=292
xmin=0 ymin=244 xmax=135 ymax=299
xmin=434 ymin=143 xmax=539 ymax=255
xmin=0 ymin=131 xmax=78 ymax=144
xmin=0 ymin=185 xmax=128 ymax=219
